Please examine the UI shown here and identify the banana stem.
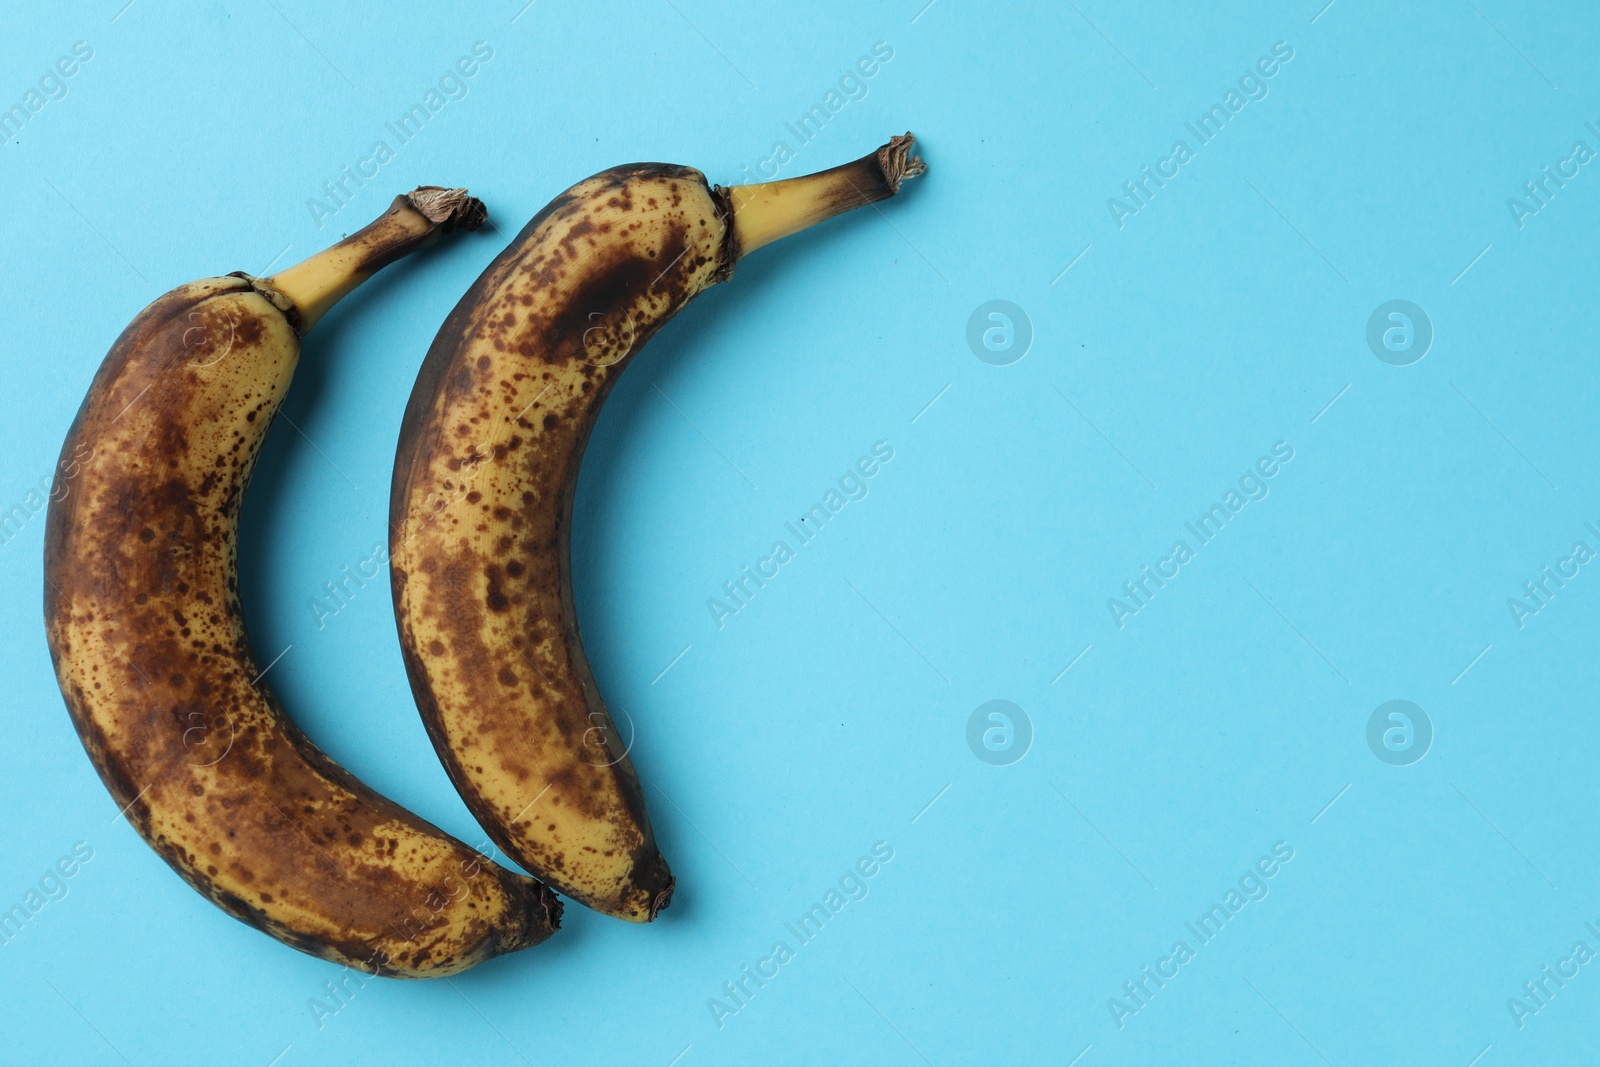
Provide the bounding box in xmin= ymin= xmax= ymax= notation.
xmin=725 ymin=133 xmax=925 ymax=257
xmin=262 ymin=187 xmax=487 ymax=333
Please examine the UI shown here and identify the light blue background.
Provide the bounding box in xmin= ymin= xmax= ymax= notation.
xmin=2 ymin=1 xmax=1597 ymax=1064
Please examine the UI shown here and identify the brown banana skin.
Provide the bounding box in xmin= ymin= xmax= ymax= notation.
xmin=389 ymin=138 xmax=925 ymax=922
xmin=44 ymin=193 xmax=560 ymax=977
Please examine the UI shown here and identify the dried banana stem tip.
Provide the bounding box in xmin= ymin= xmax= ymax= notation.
xmin=878 ymin=132 xmax=927 ymax=192
xmin=407 ymin=186 xmax=489 ymax=232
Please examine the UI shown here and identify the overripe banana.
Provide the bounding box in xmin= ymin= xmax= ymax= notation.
xmin=390 ymin=135 xmax=926 ymax=921
xmin=44 ymin=189 xmax=561 ymax=977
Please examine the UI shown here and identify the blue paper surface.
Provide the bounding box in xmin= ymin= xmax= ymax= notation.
xmin=3 ymin=1 xmax=1598 ymax=1064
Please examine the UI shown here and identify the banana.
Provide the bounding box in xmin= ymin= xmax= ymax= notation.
xmin=44 ymin=188 xmax=561 ymax=978
xmin=390 ymin=135 xmax=925 ymax=921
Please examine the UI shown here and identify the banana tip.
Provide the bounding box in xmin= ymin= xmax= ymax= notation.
xmin=500 ymin=878 xmax=562 ymax=954
xmin=407 ymin=186 xmax=489 ymax=232
xmin=648 ymin=877 xmax=676 ymax=921
xmin=879 ymin=132 xmax=926 ymax=192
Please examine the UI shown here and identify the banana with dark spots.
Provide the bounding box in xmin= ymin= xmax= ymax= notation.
xmin=389 ymin=136 xmax=925 ymax=921
xmin=43 ymin=188 xmax=561 ymax=978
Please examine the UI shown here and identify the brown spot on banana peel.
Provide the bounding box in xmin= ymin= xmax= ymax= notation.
xmin=390 ymin=137 xmax=924 ymax=922
xmin=43 ymin=189 xmax=560 ymax=979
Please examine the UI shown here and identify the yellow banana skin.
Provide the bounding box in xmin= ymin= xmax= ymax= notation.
xmin=390 ymin=136 xmax=925 ymax=921
xmin=44 ymin=190 xmax=560 ymax=977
